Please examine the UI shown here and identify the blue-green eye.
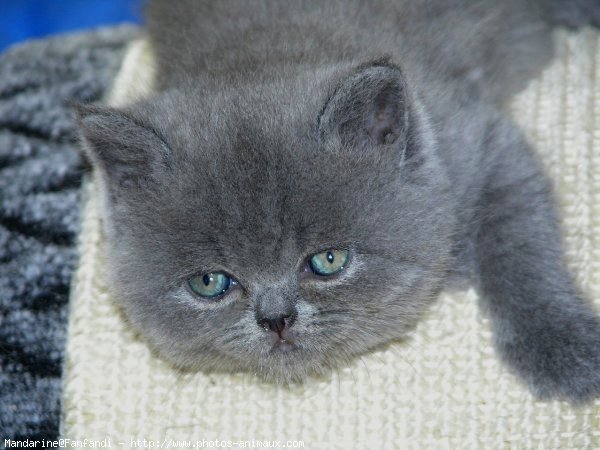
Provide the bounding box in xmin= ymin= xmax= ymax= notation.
xmin=188 ymin=272 xmax=233 ymax=298
xmin=309 ymin=249 xmax=349 ymax=276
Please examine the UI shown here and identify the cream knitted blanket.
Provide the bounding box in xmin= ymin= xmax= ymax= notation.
xmin=63 ymin=29 xmax=600 ymax=449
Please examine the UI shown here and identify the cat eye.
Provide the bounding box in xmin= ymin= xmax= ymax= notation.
xmin=309 ymin=249 xmax=350 ymax=276
xmin=188 ymin=271 xmax=234 ymax=298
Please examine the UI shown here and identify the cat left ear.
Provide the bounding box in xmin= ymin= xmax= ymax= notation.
xmin=75 ymin=103 xmax=171 ymax=189
xmin=318 ymin=62 xmax=409 ymax=148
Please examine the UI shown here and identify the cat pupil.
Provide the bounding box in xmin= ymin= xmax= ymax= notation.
xmin=327 ymin=251 xmax=334 ymax=264
xmin=203 ymin=274 xmax=211 ymax=286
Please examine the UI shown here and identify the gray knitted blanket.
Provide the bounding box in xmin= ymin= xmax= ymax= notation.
xmin=0 ymin=26 xmax=137 ymax=441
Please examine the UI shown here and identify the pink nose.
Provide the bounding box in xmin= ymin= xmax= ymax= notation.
xmin=257 ymin=314 xmax=294 ymax=336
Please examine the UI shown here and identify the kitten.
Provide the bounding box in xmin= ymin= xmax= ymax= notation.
xmin=76 ymin=0 xmax=600 ymax=403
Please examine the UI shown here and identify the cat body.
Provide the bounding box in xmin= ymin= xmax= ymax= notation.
xmin=77 ymin=0 xmax=600 ymax=402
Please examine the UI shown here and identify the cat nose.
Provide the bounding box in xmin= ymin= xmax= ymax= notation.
xmin=257 ymin=314 xmax=295 ymax=335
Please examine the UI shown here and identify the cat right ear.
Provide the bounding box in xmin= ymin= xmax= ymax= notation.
xmin=318 ymin=62 xmax=410 ymax=150
xmin=75 ymin=103 xmax=171 ymax=189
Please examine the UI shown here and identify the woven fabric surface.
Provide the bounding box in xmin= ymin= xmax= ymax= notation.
xmin=63 ymin=29 xmax=600 ymax=449
xmin=0 ymin=26 xmax=137 ymax=441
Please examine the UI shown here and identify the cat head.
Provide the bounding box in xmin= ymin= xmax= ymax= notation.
xmin=76 ymin=62 xmax=455 ymax=381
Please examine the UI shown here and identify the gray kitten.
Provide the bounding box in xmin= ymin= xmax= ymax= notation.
xmin=76 ymin=0 xmax=600 ymax=403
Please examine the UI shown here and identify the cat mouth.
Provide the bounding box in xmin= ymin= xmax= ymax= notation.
xmin=270 ymin=338 xmax=296 ymax=353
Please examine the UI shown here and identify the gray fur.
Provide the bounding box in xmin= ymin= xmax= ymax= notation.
xmin=77 ymin=0 xmax=600 ymax=403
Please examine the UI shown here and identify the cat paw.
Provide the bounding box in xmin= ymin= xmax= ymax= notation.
xmin=500 ymin=314 xmax=600 ymax=404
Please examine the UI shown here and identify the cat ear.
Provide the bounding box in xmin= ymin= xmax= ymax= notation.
xmin=75 ymin=103 xmax=171 ymax=189
xmin=318 ymin=62 xmax=409 ymax=149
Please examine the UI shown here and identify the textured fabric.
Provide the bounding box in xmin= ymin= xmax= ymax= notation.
xmin=0 ymin=26 xmax=137 ymax=441
xmin=63 ymin=29 xmax=600 ymax=448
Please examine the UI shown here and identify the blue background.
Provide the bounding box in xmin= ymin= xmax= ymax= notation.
xmin=0 ymin=0 xmax=144 ymax=52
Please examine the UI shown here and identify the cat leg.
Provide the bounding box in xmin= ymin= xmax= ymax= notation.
xmin=474 ymin=118 xmax=600 ymax=403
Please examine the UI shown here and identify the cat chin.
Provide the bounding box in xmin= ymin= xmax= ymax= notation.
xmin=149 ymin=337 xmax=352 ymax=384
xmin=157 ymin=329 xmax=410 ymax=385
xmin=162 ymin=354 xmax=324 ymax=385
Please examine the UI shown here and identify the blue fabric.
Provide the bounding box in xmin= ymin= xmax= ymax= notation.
xmin=0 ymin=25 xmax=137 ymax=442
xmin=0 ymin=0 xmax=142 ymax=52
